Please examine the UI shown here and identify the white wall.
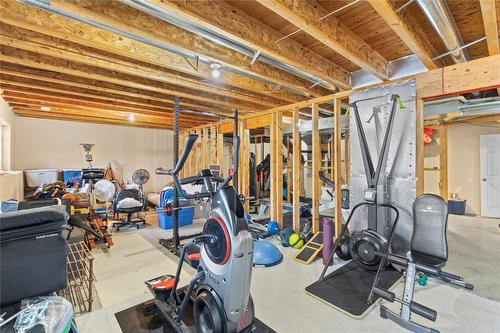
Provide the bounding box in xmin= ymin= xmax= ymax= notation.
xmin=424 ymin=122 xmax=500 ymax=215
xmin=0 ymin=97 xmax=15 ymax=171
xmin=13 ymin=117 xmax=173 ymax=192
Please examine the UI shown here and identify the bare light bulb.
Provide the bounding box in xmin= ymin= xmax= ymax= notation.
xmin=129 ymin=113 xmax=135 ymax=121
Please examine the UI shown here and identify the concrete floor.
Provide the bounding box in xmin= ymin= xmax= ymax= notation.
xmin=76 ymin=214 xmax=500 ymax=332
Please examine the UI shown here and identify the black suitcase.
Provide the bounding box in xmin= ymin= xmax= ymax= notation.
xmin=0 ymin=206 xmax=68 ymax=306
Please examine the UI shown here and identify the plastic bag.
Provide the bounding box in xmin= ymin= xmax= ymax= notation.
xmin=14 ymin=296 xmax=73 ymax=333
xmin=117 ymin=197 xmax=143 ymax=209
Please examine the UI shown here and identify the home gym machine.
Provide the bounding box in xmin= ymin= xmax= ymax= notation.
xmin=369 ymin=193 xmax=473 ymax=333
xmin=306 ymin=92 xmax=406 ymax=318
xmin=321 ymin=94 xmax=402 ymax=273
xmin=149 ymin=132 xmax=255 ymax=333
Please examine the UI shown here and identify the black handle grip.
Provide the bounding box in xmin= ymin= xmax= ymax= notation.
xmin=180 ymin=175 xmax=200 ymax=185
xmin=373 ymin=287 xmax=395 ymax=302
xmin=411 ymin=301 xmax=437 ymax=322
xmin=172 ymin=134 xmax=198 ymax=175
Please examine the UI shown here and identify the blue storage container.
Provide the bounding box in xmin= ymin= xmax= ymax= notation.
xmin=157 ymin=206 xmax=195 ymax=229
xmin=1 ymin=200 xmax=18 ymax=213
xmin=448 ymin=199 xmax=466 ymax=215
xmin=62 ymin=169 xmax=82 ymax=183
xmin=157 ymin=188 xmax=194 ymax=229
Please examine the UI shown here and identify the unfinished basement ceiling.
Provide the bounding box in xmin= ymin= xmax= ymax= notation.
xmin=0 ymin=0 xmax=498 ymax=129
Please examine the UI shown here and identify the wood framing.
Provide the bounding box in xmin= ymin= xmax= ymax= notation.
xmin=480 ymin=0 xmax=500 ymax=56
xmin=292 ymin=108 xmax=301 ymax=233
xmin=333 ymin=99 xmax=343 ymax=238
xmin=258 ymin=0 xmax=388 ymax=79
xmin=311 ymin=104 xmax=321 ymax=233
xmin=366 ymin=0 xmax=437 ymax=70
xmin=149 ymin=0 xmax=350 ymax=89
xmin=416 ymin=98 xmax=425 ymax=195
xmin=0 ymin=0 xmax=325 ymax=99
xmin=270 ymin=111 xmax=284 ymax=226
xmin=344 ymin=131 xmax=350 ymax=185
xmin=417 ymin=54 xmax=500 ymax=99
xmin=439 ymin=123 xmax=448 ymax=200
xmin=0 ymin=30 xmax=281 ymax=108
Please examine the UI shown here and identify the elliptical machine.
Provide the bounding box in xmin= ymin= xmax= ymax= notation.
xmin=150 ymin=134 xmax=255 ymax=333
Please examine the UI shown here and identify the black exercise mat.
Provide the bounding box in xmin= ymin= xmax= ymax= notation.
xmin=305 ymin=261 xmax=402 ymax=318
xmin=115 ymin=299 xmax=276 ymax=333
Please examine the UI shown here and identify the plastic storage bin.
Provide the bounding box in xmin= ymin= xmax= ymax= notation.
xmin=448 ymin=199 xmax=466 ymax=215
xmin=157 ymin=188 xmax=195 ymax=229
xmin=157 ymin=207 xmax=195 ymax=229
xmin=62 ymin=169 xmax=82 ymax=183
xmin=24 ymin=169 xmax=58 ymax=187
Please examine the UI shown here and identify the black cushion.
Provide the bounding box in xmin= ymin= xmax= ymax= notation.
xmin=0 ymin=206 xmax=67 ymax=243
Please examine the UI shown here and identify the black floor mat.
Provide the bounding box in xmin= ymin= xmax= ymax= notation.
xmin=305 ymin=261 xmax=402 ymax=318
xmin=115 ymin=299 xmax=276 ymax=333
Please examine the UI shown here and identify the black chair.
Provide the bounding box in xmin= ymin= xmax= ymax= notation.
xmin=371 ymin=194 xmax=473 ymax=333
xmin=112 ymin=189 xmax=146 ymax=231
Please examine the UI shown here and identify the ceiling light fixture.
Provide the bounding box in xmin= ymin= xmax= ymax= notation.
xmin=129 ymin=113 xmax=135 ymax=121
xmin=210 ymin=62 xmax=222 ymax=79
xmin=40 ymin=106 xmax=51 ymax=112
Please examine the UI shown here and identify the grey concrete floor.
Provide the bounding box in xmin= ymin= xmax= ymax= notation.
xmin=76 ymin=214 xmax=500 ymax=332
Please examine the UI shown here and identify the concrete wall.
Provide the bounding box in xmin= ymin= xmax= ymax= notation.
xmin=424 ymin=122 xmax=500 ymax=215
xmin=13 ymin=116 xmax=173 ymax=192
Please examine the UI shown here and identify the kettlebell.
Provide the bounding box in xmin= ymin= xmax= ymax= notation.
xmin=266 ymin=221 xmax=280 ymax=235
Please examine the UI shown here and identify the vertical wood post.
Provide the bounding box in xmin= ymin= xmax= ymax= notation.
xmin=217 ymin=130 xmax=224 ymax=177
xmin=439 ymin=123 xmax=448 ymax=200
xmin=312 ymin=103 xmax=321 ymax=234
xmin=292 ymin=108 xmax=301 ymax=233
xmin=416 ymin=98 xmax=425 ymax=195
xmin=286 ymin=135 xmax=291 ymax=202
xmin=202 ymin=127 xmax=209 ymax=169
xmin=196 ymin=129 xmax=202 ymax=173
xmin=334 ymin=99 xmax=343 ymax=238
xmin=210 ymin=126 xmax=217 ymax=166
xmin=344 ymin=130 xmax=350 ymax=185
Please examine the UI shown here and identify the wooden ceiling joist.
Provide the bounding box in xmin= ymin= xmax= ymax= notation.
xmin=1 ymin=91 xmax=218 ymax=123
xmin=0 ymin=47 xmax=261 ymax=112
xmin=0 ymin=23 xmax=290 ymax=107
xmin=0 ymin=0 xmax=327 ymax=98
xmin=257 ymin=0 xmax=388 ymax=79
xmin=0 ymin=67 xmax=229 ymax=115
xmin=366 ymin=0 xmax=438 ymax=70
xmin=479 ymin=0 xmax=500 ymax=56
xmin=13 ymin=108 xmax=173 ymax=129
xmin=140 ymin=0 xmax=350 ymax=89
xmin=0 ymin=80 xmax=216 ymax=115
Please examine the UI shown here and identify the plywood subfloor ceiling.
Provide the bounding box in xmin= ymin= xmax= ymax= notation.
xmin=0 ymin=0 xmax=498 ymax=129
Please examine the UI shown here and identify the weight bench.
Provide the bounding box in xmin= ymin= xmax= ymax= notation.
xmin=369 ymin=194 xmax=473 ymax=333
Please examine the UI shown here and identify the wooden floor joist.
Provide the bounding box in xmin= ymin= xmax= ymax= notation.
xmin=0 ymin=47 xmax=262 ymax=112
xmin=0 ymin=68 xmax=231 ymax=115
xmin=0 ymin=0 xmax=325 ymax=99
xmin=145 ymin=0 xmax=350 ymax=90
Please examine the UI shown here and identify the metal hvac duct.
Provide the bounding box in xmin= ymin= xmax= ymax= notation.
xmin=415 ymin=0 xmax=468 ymax=63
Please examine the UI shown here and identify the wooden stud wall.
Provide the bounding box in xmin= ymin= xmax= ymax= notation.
xmin=182 ymin=54 xmax=500 ymax=238
xmin=292 ymin=108 xmax=301 ymax=233
xmin=311 ymin=104 xmax=321 ymax=233
xmin=439 ymin=123 xmax=448 ymax=200
xmin=333 ymin=99 xmax=343 ymax=237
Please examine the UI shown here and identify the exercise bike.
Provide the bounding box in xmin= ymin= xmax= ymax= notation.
xmin=149 ymin=134 xmax=255 ymax=333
